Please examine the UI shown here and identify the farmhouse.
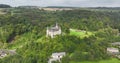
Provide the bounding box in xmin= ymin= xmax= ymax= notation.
xmin=48 ymin=52 xmax=66 ymax=63
xmin=0 ymin=50 xmax=7 ymax=58
xmin=46 ymin=23 xmax=61 ymax=38
xmin=111 ymin=42 xmax=120 ymax=46
xmin=0 ymin=49 xmax=16 ymax=58
xmin=51 ymin=52 xmax=66 ymax=58
xmin=107 ymin=47 xmax=119 ymax=55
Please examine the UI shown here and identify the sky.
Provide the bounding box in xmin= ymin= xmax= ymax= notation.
xmin=0 ymin=0 xmax=120 ymax=7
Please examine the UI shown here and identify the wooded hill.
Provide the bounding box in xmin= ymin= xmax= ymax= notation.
xmin=0 ymin=4 xmax=11 ymax=8
xmin=0 ymin=7 xmax=120 ymax=63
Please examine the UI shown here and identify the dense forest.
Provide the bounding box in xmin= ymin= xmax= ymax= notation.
xmin=0 ymin=7 xmax=120 ymax=63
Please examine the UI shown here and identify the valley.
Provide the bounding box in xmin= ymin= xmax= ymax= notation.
xmin=0 ymin=6 xmax=120 ymax=63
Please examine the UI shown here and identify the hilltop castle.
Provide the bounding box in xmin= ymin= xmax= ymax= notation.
xmin=46 ymin=23 xmax=61 ymax=38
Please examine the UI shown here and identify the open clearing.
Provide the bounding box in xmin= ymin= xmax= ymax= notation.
xmin=70 ymin=29 xmax=93 ymax=38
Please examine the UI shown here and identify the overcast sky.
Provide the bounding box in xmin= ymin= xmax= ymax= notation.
xmin=0 ymin=0 xmax=120 ymax=7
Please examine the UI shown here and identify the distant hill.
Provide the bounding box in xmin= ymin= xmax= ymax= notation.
xmin=89 ymin=7 xmax=120 ymax=10
xmin=0 ymin=4 xmax=11 ymax=8
xmin=46 ymin=6 xmax=77 ymax=8
xmin=18 ymin=6 xmax=39 ymax=9
xmin=78 ymin=7 xmax=120 ymax=12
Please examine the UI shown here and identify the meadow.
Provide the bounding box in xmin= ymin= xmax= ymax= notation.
xmin=70 ymin=29 xmax=93 ymax=38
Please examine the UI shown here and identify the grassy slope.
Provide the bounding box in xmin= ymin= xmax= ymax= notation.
xmin=70 ymin=58 xmax=120 ymax=63
xmin=70 ymin=29 xmax=93 ymax=38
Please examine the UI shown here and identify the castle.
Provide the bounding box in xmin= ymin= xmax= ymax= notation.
xmin=46 ymin=23 xmax=61 ymax=38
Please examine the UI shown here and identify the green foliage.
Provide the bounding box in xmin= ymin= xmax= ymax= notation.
xmin=0 ymin=7 xmax=120 ymax=63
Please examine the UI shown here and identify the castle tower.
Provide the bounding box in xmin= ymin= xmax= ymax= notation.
xmin=55 ymin=22 xmax=59 ymax=28
xmin=46 ymin=23 xmax=61 ymax=38
xmin=46 ymin=27 xmax=49 ymax=37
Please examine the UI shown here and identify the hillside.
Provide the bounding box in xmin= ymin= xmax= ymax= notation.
xmin=0 ymin=7 xmax=120 ymax=63
xmin=0 ymin=4 xmax=11 ymax=8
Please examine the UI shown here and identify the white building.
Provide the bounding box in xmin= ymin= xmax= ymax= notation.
xmin=0 ymin=50 xmax=7 ymax=58
xmin=111 ymin=42 xmax=120 ymax=46
xmin=51 ymin=52 xmax=66 ymax=59
xmin=46 ymin=23 xmax=61 ymax=38
xmin=107 ymin=47 xmax=119 ymax=55
xmin=48 ymin=52 xmax=66 ymax=63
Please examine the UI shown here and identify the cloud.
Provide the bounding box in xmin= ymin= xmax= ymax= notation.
xmin=0 ymin=0 xmax=120 ymax=7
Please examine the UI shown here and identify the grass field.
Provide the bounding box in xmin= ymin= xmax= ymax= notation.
xmin=0 ymin=9 xmax=6 ymax=14
xmin=70 ymin=29 xmax=93 ymax=38
xmin=70 ymin=58 xmax=120 ymax=63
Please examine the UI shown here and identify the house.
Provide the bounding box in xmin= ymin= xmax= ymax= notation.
xmin=51 ymin=52 xmax=66 ymax=59
xmin=46 ymin=23 xmax=61 ymax=38
xmin=0 ymin=53 xmax=7 ymax=58
xmin=0 ymin=50 xmax=7 ymax=58
xmin=111 ymin=42 xmax=120 ymax=46
xmin=48 ymin=52 xmax=66 ymax=63
xmin=107 ymin=47 xmax=119 ymax=55
xmin=0 ymin=49 xmax=16 ymax=58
